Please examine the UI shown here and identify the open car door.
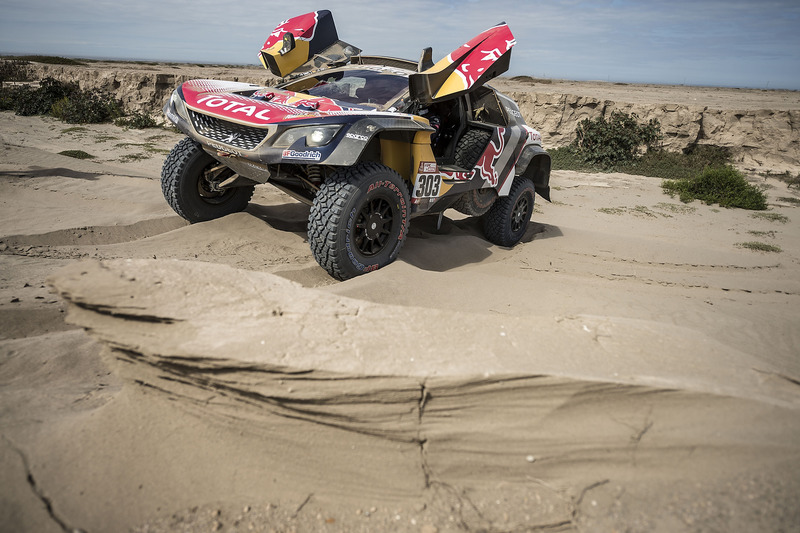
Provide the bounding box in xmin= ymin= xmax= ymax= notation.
xmin=259 ymin=10 xmax=360 ymax=77
xmin=409 ymin=23 xmax=515 ymax=104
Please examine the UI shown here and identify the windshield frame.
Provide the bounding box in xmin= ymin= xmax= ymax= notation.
xmin=278 ymin=65 xmax=412 ymax=110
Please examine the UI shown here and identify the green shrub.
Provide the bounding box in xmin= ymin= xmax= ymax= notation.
xmin=0 ymin=84 xmax=23 ymax=110
xmin=0 ymin=77 xmax=123 ymax=123
xmin=573 ymin=111 xmax=661 ymax=168
xmin=777 ymin=196 xmax=800 ymax=205
xmin=58 ymin=150 xmax=95 ymax=159
xmin=735 ymin=242 xmax=782 ymax=253
xmin=0 ymin=59 xmax=30 ymax=84
xmin=548 ymin=146 xmax=589 ymax=171
xmin=114 ymin=111 xmax=157 ymax=129
xmin=750 ymin=212 xmax=789 ymax=223
xmin=49 ymin=87 xmax=123 ymax=123
xmin=14 ymin=77 xmax=76 ymax=116
xmin=626 ymin=145 xmax=732 ymax=180
xmin=662 ymin=165 xmax=767 ymax=210
xmin=550 ymin=142 xmax=734 ymax=181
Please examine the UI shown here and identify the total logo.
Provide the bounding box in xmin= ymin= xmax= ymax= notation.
xmin=194 ymin=94 xmax=288 ymax=121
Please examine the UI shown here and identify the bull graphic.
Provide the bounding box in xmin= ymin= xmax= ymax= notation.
xmin=474 ymin=127 xmax=506 ymax=187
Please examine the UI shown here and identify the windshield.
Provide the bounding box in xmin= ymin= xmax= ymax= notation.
xmin=283 ymin=69 xmax=409 ymax=107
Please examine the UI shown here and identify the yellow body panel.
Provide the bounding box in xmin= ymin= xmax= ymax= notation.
xmin=380 ymin=138 xmax=411 ymax=180
xmin=434 ymin=73 xmax=468 ymax=100
xmin=259 ymin=40 xmax=311 ymax=77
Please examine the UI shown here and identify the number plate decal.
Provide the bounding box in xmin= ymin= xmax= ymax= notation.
xmin=412 ymin=173 xmax=443 ymax=199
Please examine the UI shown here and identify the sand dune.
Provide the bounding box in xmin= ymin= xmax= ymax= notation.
xmin=1 ymin=75 xmax=800 ymax=532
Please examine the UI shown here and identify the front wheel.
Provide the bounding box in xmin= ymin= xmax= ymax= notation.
xmin=308 ymin=162 xmax=410 ymax=280
xmin=483 ymin=177 xmax=535 ymax=247
xmin=161 ymin=137 xmax=254 ymax=223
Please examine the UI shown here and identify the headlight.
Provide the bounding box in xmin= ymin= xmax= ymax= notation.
xmin=273 ymin=125 xmax=341 ymax=148
xmin=170 ymin=90 xmax=189 ymax=121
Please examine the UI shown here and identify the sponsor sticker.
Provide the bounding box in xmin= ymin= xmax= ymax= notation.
xmin=209 ymin=142 xmax=242 ymax=156
xmin=282 ymin=149 xmax=322 ymax=161
xmin=418 ymin=161 xmax=438 ymax=173
xmin=345 ymin=132 xmax=369 ymax=142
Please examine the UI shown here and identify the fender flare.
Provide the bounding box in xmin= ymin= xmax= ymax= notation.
xmin=323 ymin=116 xmax=434 ymax=167
xmin=516 ymin=144 xmax=551 ymax=202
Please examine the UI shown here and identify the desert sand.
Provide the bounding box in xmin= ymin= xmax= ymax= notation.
xmin=1 ymin=65 xmax=799 ymax=533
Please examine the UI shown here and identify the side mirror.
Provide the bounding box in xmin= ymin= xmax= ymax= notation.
xmin=418 ymin=47 xmax=434 ymax=72
xmin=279 ymin=33 xmax=295 ymax=56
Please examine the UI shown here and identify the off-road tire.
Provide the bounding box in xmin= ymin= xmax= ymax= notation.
xmin=454 ymin=128 xmax=491 ymax=170
xmin=452 ymin=128 xmax=495 ymax=216
xmin=309 ymin=162 xmax=410 ymax=280
xmin=483 ymin=177 xmax=535 ymax=247
xmin=161 ymin=137 xmax=254 ymax=223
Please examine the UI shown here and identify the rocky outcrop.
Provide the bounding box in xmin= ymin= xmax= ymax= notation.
xmin=21 ymin=62 xmax=800 ymax=173
xmin=25 ymin=62 xmax=278 ymax=118
xmin=509 ymin=91 xmax=800 ymax=173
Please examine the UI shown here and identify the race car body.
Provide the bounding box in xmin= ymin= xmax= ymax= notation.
xmin=162 ymin=10 xmax=551 ymax=280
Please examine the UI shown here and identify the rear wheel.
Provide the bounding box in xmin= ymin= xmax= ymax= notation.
xmin=161 ymin=137 xmax=254 ymax=223
xmin=452 ymin=128 xmax=495 ymax=216
xmin=309 ymin=162 xmax=410 ymax=280
xmin=483 ymin=177 xmax=535 ymax=247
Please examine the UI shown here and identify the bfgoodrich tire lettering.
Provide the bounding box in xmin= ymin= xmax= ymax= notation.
xmin=309 ymin=162 xmax=410 ymax=280
xmin=161 ymin=136 xmax=254 ymax=223
xmin=483 ymin=177 xmax=535 ymax=247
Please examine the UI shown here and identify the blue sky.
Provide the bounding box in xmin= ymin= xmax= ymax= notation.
xmin=1 ymin=0 xmax=799 ymax=89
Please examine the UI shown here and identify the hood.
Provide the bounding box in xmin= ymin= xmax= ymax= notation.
xmin=179 ymin=79 xmax=374 ymax=126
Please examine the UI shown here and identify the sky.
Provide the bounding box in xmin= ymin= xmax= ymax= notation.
xmin=1 ymin=0 xmax=799 ymax=90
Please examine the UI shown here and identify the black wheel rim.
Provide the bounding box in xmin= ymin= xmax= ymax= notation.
xmin=511 ymin=194 xmax=530 ymax=233
xmin=354 ymin=196 xmax=394 ymax=256
xmin=197 ymin=162 xmax=233 ymax=205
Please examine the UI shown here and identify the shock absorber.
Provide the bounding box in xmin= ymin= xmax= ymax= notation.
xmin=306 ymin=165 xmax=323 ymax=187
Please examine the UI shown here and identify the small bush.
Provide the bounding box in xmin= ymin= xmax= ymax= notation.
xmin=0 ymin=77 xmax=123 ymax=123
xmin=0 ymin=59 xmax=30 ymax=84
xmin=750 ymin=212 xmax=789 ymax=224
xmin=49 ymin=88 xmax=123 ymax=123
xmin=0 ymin=84 xmax=24 ymax=110
xmin=115 ymin=111 xmax=157 ymax=129
xmin=573 ymin=111 xmax=661 ymax=168
xmin=58 ymin=150 xmax=95 ymax=159
xmin=735 ymin=242 xmax=782 ymax=253
xmin=548 ymin=146 xmax=588 ymax=171
xmin=662 ymin=165 xmax=767 ymax=210
xmin=550 ymin=143 xmax=734 ymax=181
xmin=14 ymin=77 xmax=76 ymax=116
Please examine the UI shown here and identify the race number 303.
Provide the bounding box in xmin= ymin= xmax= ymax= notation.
xmin=413 ymin=173 xmax=442 ymax=199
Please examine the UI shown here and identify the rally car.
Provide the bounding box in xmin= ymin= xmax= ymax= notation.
xmin=161 ymin=10 xmax=550 ymax=280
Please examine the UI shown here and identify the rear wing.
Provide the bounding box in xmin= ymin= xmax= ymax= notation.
xmin=259 ymin=10 xmax=360 ymax=77
xmin=409 ymin=23 xmax=515 ymax=104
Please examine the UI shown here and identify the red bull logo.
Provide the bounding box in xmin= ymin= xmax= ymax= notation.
xmin=475 ymin=127 xmax=506 ymax=187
